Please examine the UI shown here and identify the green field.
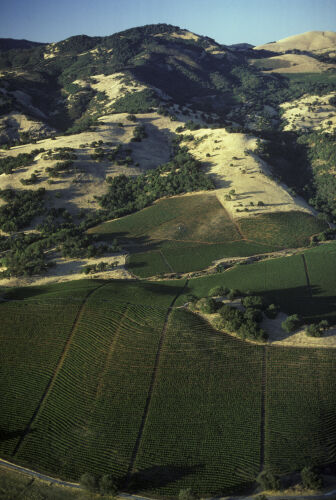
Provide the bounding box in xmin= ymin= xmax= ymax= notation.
xmin=175 ymin=242 xmax=336 ymax=322
xmin=266 ymin=347 xmax=336 ymax=473
xmin=91 ymin=193 xmax=326 ymax=277
xmin=133 ymin=309 xmax=263 ymax=496
xmin=0 ymin=268 xmax=336 ymax=496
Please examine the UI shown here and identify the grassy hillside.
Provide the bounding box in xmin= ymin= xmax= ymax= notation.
xmin=92 ymin=194 xmax=327 ymax=277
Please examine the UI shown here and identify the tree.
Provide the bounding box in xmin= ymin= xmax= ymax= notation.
xmin=306 ymin=320 xmax=329 ymax=337
xmin=196 ymin=297 xmax=217 ymax=314
xmin=208 ymin=285 xmax=229 ymax=297
xmin=301 ymin=466 xmax=323 ymax=490
xmin=99 ymin=474 xmax=118 ymax=495
xmin=227 ymin=288 xmax=241 ymax=300
xmin=281 ymin=314 xmax=301 ymax=333
xmin=80 ymin=472 xmax=98 ymax=492
xmin=242 ymin=295 xmax=264 ymax=310
xmin=256 ymin=470 xmax=280 ymax=491
xmin=265 ymin=304 xmax=279 ymax=319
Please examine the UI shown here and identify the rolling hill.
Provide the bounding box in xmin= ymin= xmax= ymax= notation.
xmin=0 ymin=23 xmax=336 ymax=499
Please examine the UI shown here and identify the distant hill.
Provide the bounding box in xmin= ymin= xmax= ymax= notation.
xmin=0 ymin=38 xmax=46 ymax=51
xmin=254 ymin=30 xmax=336 ymax=54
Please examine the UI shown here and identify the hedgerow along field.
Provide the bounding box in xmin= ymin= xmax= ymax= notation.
xmin=1 ymin=270 xmax=336 ymax=497
xmin=90 ymin=193 xmax=326 ymax=277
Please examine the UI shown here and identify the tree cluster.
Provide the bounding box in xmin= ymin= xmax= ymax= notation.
xmin=99 ymin=146 xmax=214 ymax=219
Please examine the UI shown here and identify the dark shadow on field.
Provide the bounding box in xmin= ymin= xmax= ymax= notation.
xmin=125 ymin=464 xmax=204 ymax=493
xmin=141 ymin=282 xmax=191 ymax=297
xmin=0 ymin=427 xmax=35 ymax=443
xmin=95 ymin=231 xmax=164 ymax=253
xmin=256 ymin=285 xmax=336 ymax=324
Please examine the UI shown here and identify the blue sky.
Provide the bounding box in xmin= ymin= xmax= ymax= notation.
xmin=1 ymin=0 xmax=336 ymax=45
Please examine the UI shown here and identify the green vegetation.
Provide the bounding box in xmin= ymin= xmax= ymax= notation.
xmin=0 ymin=468 xmax=116 ymax=499
xmin=0 ymin=188 xmax=45 ymax=232
xmin=306 ymin=320 xmax=329 ymax=337
xmin=301 ymin=466 xmax=323 ymax=490
xmin=132 ymin=308 xmax=263 ymax=496
xmin=99 ymin=145 xmax=214 ymax=220
xmin=217 ymin=302 xmax=267 ymax=342
xmin=256 ymin=470 xmax=280 ymax=491
xmin=46 ymin=160 xmax=74 ymax=178
xmin=0 ymin=150 xmax=44 ymax=175
xmin=281 ymin=313 xmax=301 ymax=333
xmin=175 ymin=242 xmax=336 ymax=323
xmin=112 ymin=89 xmax=158 ymax=113
xmin=297 ymin=131 xmax=336 ymax=222
xmin=265 ymin=347 xmax=336 ymax=474
xmin=93 ymin=194 xmax=327 ymax=277
xmin=0 ymin=277 xmax=335 ymax=496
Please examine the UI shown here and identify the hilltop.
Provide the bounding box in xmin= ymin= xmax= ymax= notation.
xmin=254 ymin=30 xmax=336 ymax=53
xmin=0 ymin=23 xmax=335 ymax=287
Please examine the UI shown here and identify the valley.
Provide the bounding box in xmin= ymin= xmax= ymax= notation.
xmin=0 ymin=23 xmax=336 ymax=499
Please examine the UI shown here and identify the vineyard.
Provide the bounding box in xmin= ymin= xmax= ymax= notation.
xmin=91 ymin=193 xmax=325 ymax=277
xmin=0 ymin=273 xmax=336 ymax=496
xmin=132 ymin=309 xmax=263 ymax=496
xmin=265 ymin=347 xmax=336 ymax=473
xmin=176 ymin=243 xmax=336 ymax=322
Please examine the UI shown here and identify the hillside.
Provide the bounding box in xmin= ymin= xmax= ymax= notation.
xmin=254 ymin=30 xmax=336 ymax=54
xmin=0 ymin=24 xmax=336 ymax=498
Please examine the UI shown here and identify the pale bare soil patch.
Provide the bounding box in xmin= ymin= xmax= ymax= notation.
xmin=280 ymin=92 xmax=336 ymax=132
xmin=1 ymin=253 xmax=132 ymax=288
xmin=184 ymin=128 xmax=314 ymax=219
xmin=250 ymin=53 xmax=335 ymax=74
xmin=154 ymin=30 xmax=200 ymax=42
xmin=89 ymin=72 xmax=147 ymax=111
xmin=0 ymin=112 xmax=179 ymax=215
xmin=0 ymin=112 xmax=55 ymax=144
xmin=254 ymin=30 xmax=336 ymax=54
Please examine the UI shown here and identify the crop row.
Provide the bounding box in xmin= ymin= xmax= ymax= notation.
xmin=15 ymin=300 xmax=169 ymax=482
xmin=265 ymin=347 xmax=336 ymax=473
xmin=0 ymin=301 xmax=82 ymax=457
xmin=133 ymin=309 xmax=264 ymax=496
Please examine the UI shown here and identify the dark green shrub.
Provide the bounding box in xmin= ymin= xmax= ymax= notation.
xmin=80 ymin=472 xmax=99 ymax=492
xmin=99 ymin=474 xmax=118 ymax=495
xmin=256 ymin=470 xmax=280 ymax=491
xmin=244 ymin=308 xmax=263 ymax=323
xmin=301 ymin=466 xmax=323 ymax=490
xmin=265 ymin=303 xmax=279 ymax=319
xmin=242 ymin=295 xmax=264 ymax=310
xmin=227 ymin=288 xmax=241 ymax=300
xmin=208 ymin=285 xmax=229 ymax=297
xmin=306 ymin=320 xmax=329 ymax=337
xmin=196 ymin=297 xmax=217 ymax=314
xmin=282 ymin=314 xmax=301 ymax=333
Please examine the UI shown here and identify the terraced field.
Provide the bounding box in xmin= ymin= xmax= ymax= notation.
xmin=91 ymin=193 xmax=326 ymax=277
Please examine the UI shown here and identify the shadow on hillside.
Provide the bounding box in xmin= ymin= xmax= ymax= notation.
xmin=97 ymin=231 xmax=165 ymax=253
xmin=125 ymin=464 xmax=204 ymax=493
xmin=0 ymin=427 xmax=35 ymax=443
xmin=257 ymin=284 xmax=336 ymax=325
